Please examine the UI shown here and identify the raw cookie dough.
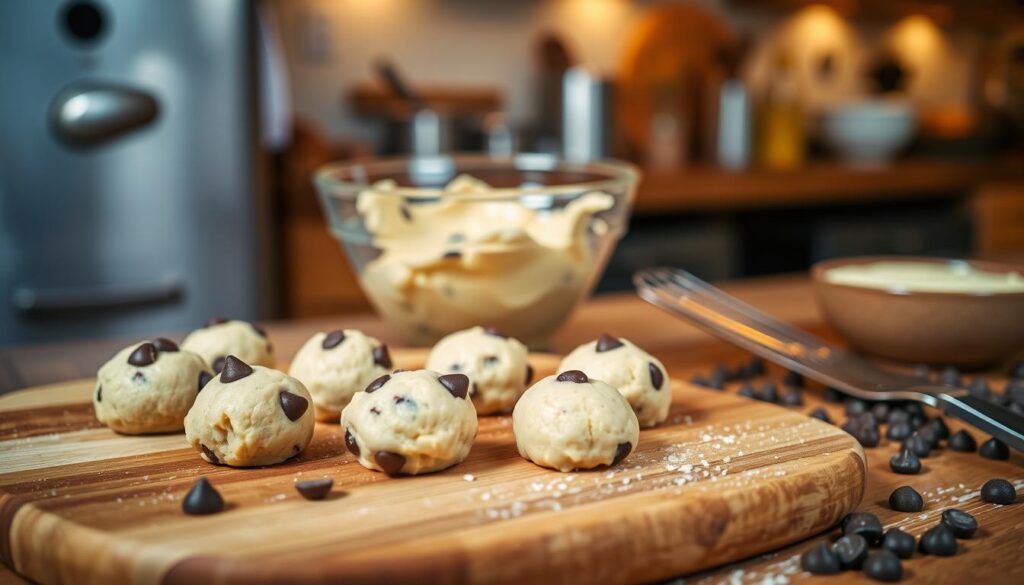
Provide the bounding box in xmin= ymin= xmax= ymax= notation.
xmin=354 ymin=175 xmax=615 ymax=346
xmin=184 ymin=356 xmax=315 ymax=467
xmin=425 ymin=326 xmax=532 ymax=414
xmin=181 ymin=318 xmax=274 ymax=372
xmin=341 ymin=370 xmax=478 ymax=476
xmin=289 ymin=329 xmax=393 ymax=421
xmin=558 ymin=334 xmax=670 ymax=428
xmin=512 ymin=370 xmax=639 ymax=472
xmin=94 ymin=339 xmax=212 ymax=434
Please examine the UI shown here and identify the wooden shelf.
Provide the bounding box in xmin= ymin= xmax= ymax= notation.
xmin=633 ymin=156 xmax=1024 ymax=214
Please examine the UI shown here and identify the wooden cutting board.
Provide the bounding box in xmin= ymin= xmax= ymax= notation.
xmin=0 ymin=349 xmax=865 ymax=585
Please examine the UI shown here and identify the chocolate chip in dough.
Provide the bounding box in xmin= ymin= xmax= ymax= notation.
xmin=919 ymin=523 xmax=958 ymax=556
xmin=322 ymin=330 xmax=346 ymax=349
xmin=212 ymin=357 xmax=226 ymax=373
xmin=201 ymin=444 xmax=220 ymax=465
xmin=948 ymin=429 xmax=977 ymax=452
xmin=344 ymin=429 xmax=360 ymax=456
xmin=832 ymin=534 xmax=868 ymax=570
xmin=940 ymin=509 xmax=977 ymax=538
xmin=151 ymin=337 xmax=179 ymax=352
xmin=295 ymin=478 xmax=334 ymax=501
xmin=374 ymin=451 xmax=406 ymax=476
xmin=800 ymin=542 xmax=840 ymax=575
xmin=841 ymin=512 xmax=884 ymax=545
xmin=482 ymin=355 xmax=499 ymax=366
xmin=400 ymin=206 xmax=412 ymax=221
xmin=373 ymin=344 xmax=392 ymax=369
xmin=649 ymin=362 xmax=665 ymax=390
xmin=438 ymin=373 xmax=470 ymax=399
xmin=365 ymin=374 xmax=391 ymax=393
xmin=881 ymin=528 xmax=916 ymax=559
xmin=595 ymin=333 xmax=623 ymax=352
xmin=979 ymin=437 xmax=1009 ymax=460
xmin=483 ymin=326 xmax=507 ymax=338
xmin=981 ymin=479 xmax=1017 ymax=504
xmin=889 ymin=486 xmax=924 ymax=512
xmin=182 ymin=478 xmax=224 ymax=515
xmin=863 ymin=550 xmax=903 ymax=582
xmin=612 ymin=442 xmax=632 ymax=466
xmin=279 ymin=391 xmax=309 ymax=421
xmin=127 ymin=342 xmax=157 ymax=366
xmin=219 ymin=355 xmax=253 ymax=383
xmin=525 ymin=364 xmax=534 ymax=385
xmin=198 ymin=371 xmax=213 ymax=392
xmin=95 ymin=385 xmax=102 ymax=402
xmin=889 ymin=449 xmax=922 ymax=475
xmin=809 ymin=407 xmax=832 ymax=424
xmin=556 ymin=370 xmax=588 ymax=384
xmin=205 ymin=316 xmax=228 ymax=327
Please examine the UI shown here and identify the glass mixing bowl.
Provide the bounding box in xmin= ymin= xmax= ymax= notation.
xmin=314 ymin=154 xmax=639 ymax=347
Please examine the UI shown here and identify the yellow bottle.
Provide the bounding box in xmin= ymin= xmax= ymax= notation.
xmin=757 ymin=50 xmax=805 ymax=170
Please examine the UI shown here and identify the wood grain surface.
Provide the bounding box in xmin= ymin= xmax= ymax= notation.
xmin=0 ymin=350 xmax=865 ymax=585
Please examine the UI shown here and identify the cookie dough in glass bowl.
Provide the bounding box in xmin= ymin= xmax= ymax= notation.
xmin=315 ymin=154 xmax=639 ymax=347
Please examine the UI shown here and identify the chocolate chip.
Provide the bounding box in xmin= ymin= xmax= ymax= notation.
xmin=132 ymin=371 xmax=146 ymax=383
xmin=442 ymin=251 xmax=461 ymax=260
xmin=198 ymin=371 xmax=213 ymax=392
xmin=556 ymin=370 xmax=588 ymax=383
xmin=902 ymin=433 xmax=931 ymax=458
xmin=279 ymin=391 xmax=309 ymax=421
xmin=881 ymin=528 xmax=916 ymax=559
xmin=373 ymin=344 xmax=392 ymax=369
xmin=449 ymin=364 xmax=461 ymax=372
xmin=863 ymin=549 xmax=902 ymax=582
xmin=152 ymin=337 xmax=179 ymax=352
xmin=612 ymin=442 xmax=632 ymax=466
xmin=757 ymin=381 xmax=779 ymax=403
xmin=853 ymin=424 xmax=880 ymax=448
xmin=344 ymin=429 xmax=360 ymax=456
xmin=842 ymin=512 xmax=883 ymax=545
xmin=887 ymin=421 xmax=913 ymax=441
xmin=800 ymin=542 xmax=840 ymax=575
xmin=889 ymin=486 xmax=924 ymax=512
xmin=96 ymin=385 xmax=102 ymax=402
xmin=707 ymin=368 xmax=727 ymax=389
xmin=782 ymin=370 xmax=805 ymax=388
xmin=370 ymin=406 xmax=381 ymax=415
xmin=919 ymin=523 xmax=958 ymax=556
xmin=649 ymin=362 xmax=664 ymax=390
xmin=595 ymin=333 xmax=624 ymax=352
xmin=201 ymin=444 xmax=220 ymax=465
xmin=1011 ymin=361 xmax=1024 ymax=379
xmin=182 ymin=477 xmax=224 ymax=515
xmin=941 ymin=509 xmax=977 ymax=538
xmin=251 ymin=323 xmax=267 ymax=338
xmin=737 ymin=384 xmax=756 ymax=399
xmin=939 ymin=365 xmax=962 ymax=387
xmin=374 ymin=451 xmax=406 ymax=476
xmin=871 ymin=402 xmax=890 ymax=420
xmin=968 ymin=378 xmax=992 ymax=399
xmin=483 ymin=355 xmax=499 ymax=366
xmin=832 ymin=534 xmax=868 ymax=570
xmin=981 ymin=478 xmax=1017 ymax=504
xmin=845 ymin=399 xmax=867 ymax=415
xmin=889 ymin=449 xmax=921 ymax=475
xmin=888 ymin=408 xmax=910 ymax=425
xmin=823 ymin=386 xmax=844 ymax=403
xmin=948 ymin=429 xmax=977 ymax=452
xmin=913 ymin=363 xmax=931 ymax=380
xmin=205 ymin=317 xmax=228 ymax=327
xmin=980 ymin=437 xmax=1009 ymax=460
xmin=781 ymin=389 xmax=803 ymax=406
xmin=525 ymin=364 xmax=534 ymax=385
xmin=483 ymin=326 xmax=507 ymax=338
xmin=322 ymin=330 xmax=346 ymax=349
xmin=928 ymin=417 xmax=950 ymax=440
xmin=365 ymin=374 xmax=390 ymax=393
xmin=127 ymin=342 xmax=157 ymax=366
xmin=400 ymin=206 xmax=412 ymax=221
xmin=295 ymin=478 xmax=333 ymax=501
xmin=212 ymin=357 xmax=226 ymax=373
xmin=219 ymin=355 xmax=253 ymax=383
xmin=809 ymin=407 xmax=832 ymax=424
xmin=437 ymin=373 xmax=470 ymax=399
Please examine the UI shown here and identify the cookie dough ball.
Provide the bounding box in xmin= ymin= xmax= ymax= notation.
xmin=341 ymin=370 xmax=478 ymax=476
xmin=94 ymin=339 xmax=212 ymax=434
xmin=181 ymin=318 xmax=274 ymax=372
xmin=425 ymin=326 xmax=532 ymax=415
xmin=512 ymin=370 xmax=639 ymax=472
xmin=184 ymin=356 xmax=315 ymax=467
xmin=289 ymin=330 xmax=393 ymax=421
xmin=558 ymin=334 xmax=669 ymax=428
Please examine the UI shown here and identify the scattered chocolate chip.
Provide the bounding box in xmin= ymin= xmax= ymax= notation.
xmin=902 ymin=434 xmax=932 ymax=458
xmin=279 ymin=391 xmax=309 ymax=421
xmin=913 ymin=364 xmax=931 ymax=380
xmin=198 ymin=371 xmax=213 ymax=392
xmin=979 ymin=437 xmax=1009 ymax=460
xmin=928 ymin=417 xmax=950 ymax=440
xmin=980 ymin=478 xmax=1017 ymax=504
xmin=832 ymin=534 xmax=868 ymax=570
xmin=649 ymin=363 xmax=664 ymax=390
xmin=941 ymin=509 xmax=977 ymax=538
xmin=295 ymin=478 xmax=333 ymax=501
xmin=689 ymin=373 xmax=713 ymax=389
xmin=1011 ymin=361 xmax=1024 ymax=379
xmin=595 ymin=333 xmax=624 ymax=352
xmin=483 ymin=326 xmax=507 ymax=338
xmin=809 ymin=407 xmax=832 ymax=424
xmin=747 ymin=356 xmax=765 ymax=376
xmin=374 ymin=451 xmax=406 ymax=476
xmin=556 ymin=370 xmax=588 ymax=384
xmin=757 ymin=381 xmax=779 ymax=403
xmin=887 ymin=421 xmax=913 ymax=441
xmin=127 ymin=342 xmax=157 ymax=366
xmin=737 ymin=384 xmax=756 ymax=398
xmin=344 ymin=429 xmax=360 ymax=456
xmin=438 ymin=373 xmax=470 ymax=399
xmin=322 ymin=330 xmax=346 ymax=349
xmin=711 ymin=364 xmax=730 ymax=382
xmin=842 ymin=512 xmax=884 ymax=545
xmin=525 ymin=364 xmax=534 ymax=385
xmin=707 ymin=368 xmax=727 ymax=389
xmin=968 ymin=378 xmax=992 ymax=400
xmin=483 ymin=355 xmax=499 ymax=366
xmin=205 ymin=317 xmax=228 ymax=327
xmin=939 ymin=365 xmax=962 ymax=387
xmin=881 ymin=528 xmax=916 ymax=559
xmin=95 ymin=385 xmax=102 ymax=402
xmin=890 ymin=449 xmax=921 ymax=475
xmin=182 ymin=477 xmax=224 ymax=515
xmin=782 ymin=370 xmax=805 ymax=388
xmin=888 ymin=408 xmax=910 ymax=425
xmin=863 ymin=549 xmax=903 ymax=582
xmin=823 ymin=386 xmax=844 ymax=403
xmin=219 ymin=355 xmax=253 ymax=383
xmin=373 ymin=344 xmax=392 ymax=369
xmin=612 ymin=442 xmax=632 ymax=466
xmin=781 ymin=389 xmax=803 ymax=406
xmin=201 ymin=444 xmax=220 ymax=465
xmin=800 ymin=542 xmax=840 ymax=575
xmin=845 ymin=399 xmax=868 ymax=416
xmin=212 ymin=357 xmax=226 ymax=373
xmin=152 ymin=337 xmax=179 ymax=352
xmin=919 ymin=523 xmax=958 ymax=556
xmin=948 ymin=429 xmax=977 ymax=452
xmin=871 ymin=402 xmax=890 ymax=420
xmin=853 ymin=425 xmax=881 ymax=448
xmin=365 ymin=374 xmax=390 ymax=393
xmin=889 ymin=486 xmax=924 ymax=512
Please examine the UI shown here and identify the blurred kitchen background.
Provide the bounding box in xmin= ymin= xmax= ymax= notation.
xmin=2 ymin=0 xmax=1024 ymax=344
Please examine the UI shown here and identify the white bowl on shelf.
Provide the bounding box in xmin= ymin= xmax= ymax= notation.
xmin=822 ymin=100 xmax=916 ymax=167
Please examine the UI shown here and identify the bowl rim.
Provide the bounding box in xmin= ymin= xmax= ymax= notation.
xmin=811 ymin=255 xmax=1024 ymax=299
xmin=312 ymin=153 xmax=641 ymax=201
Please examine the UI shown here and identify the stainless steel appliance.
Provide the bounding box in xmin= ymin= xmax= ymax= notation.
xmin=0 ymin=0 xmax=271 ymax=343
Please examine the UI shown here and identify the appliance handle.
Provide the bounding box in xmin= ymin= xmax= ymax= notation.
xmin=50 ymin=84 xmax=159 ymax=147
xmin=13 ymin=280 xmax=183 ymax=315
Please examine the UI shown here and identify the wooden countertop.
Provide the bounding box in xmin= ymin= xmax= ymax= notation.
xmin=2 ymin=274 xmax=1022 ymax=584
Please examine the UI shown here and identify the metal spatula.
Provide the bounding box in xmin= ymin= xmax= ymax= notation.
xmin=634 ymin=267 xmax=1024 ymax=453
